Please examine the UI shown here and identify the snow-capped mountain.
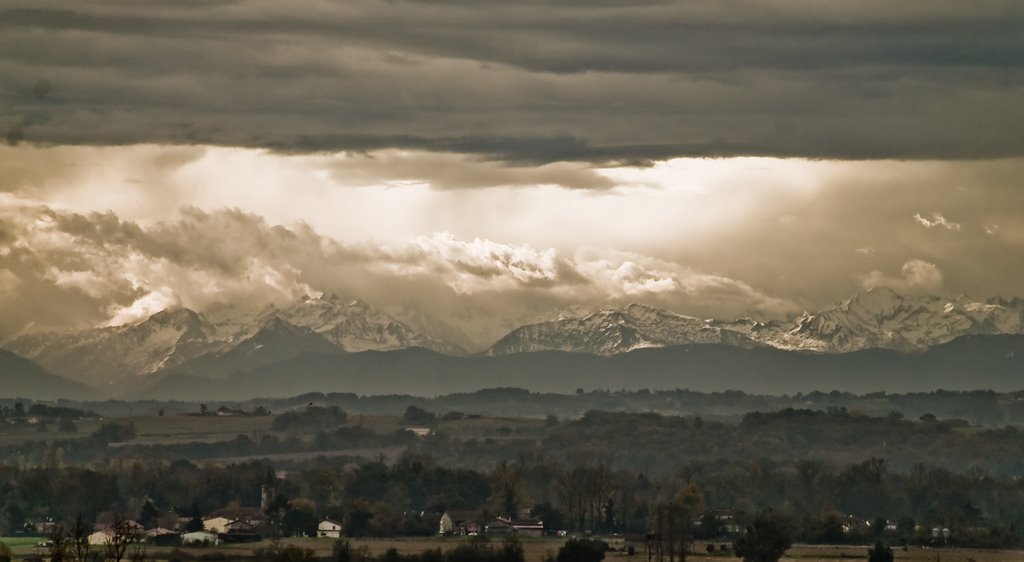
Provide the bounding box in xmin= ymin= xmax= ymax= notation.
xmin=271 ymin=294 xmax=464 ymax=355
xmin=160 ymin=316 xmax=341 ymax=380
xmin=486 ymin=303 xmax=759 ymax=356
xmin=3 ymin=308 xmax=221 ymax=384
xmin=8 ymin=288 xmax=1024 ymax=389
xmin=785 ymin=288 xmax=1024 ymax=352
xmin=2 ymin=294 xmax=462 ymax=386
xmin=485 ymin=288 xmax=1024 ymax=356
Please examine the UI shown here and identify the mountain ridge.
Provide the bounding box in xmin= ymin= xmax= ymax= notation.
xmin=485 ymin=288 xmax=1024 ymax=356
xmin=3 ymin=294 xmax=461 ymax=387
xmin=7 ymin=288 xmax=1024 ymax=388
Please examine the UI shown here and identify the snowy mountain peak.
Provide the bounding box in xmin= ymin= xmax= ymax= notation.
xmin=3 ymin=295 xmax=464 ymax=386
xmin=487 ymin=289 xmax=1024 ymax=357
xmin=486 ymin=303 xmax=756 ymax=356
xmin=271 ymin=294 xmax=462 ymax=355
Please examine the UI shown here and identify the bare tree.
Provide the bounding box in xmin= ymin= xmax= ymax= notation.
xmin=105 ymin=514 xmax=142 ymax=562
xmin=47 ymin=523 xmax=71 ymax=562
xmin=71 ymin=515 xmax=91 ymax=562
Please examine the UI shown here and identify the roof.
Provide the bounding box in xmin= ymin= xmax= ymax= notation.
xmin=443 ymin=510 xmax=483 ymax=522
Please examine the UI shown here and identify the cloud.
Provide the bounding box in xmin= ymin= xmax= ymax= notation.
xmin=380 ymin=233 xmax=588 ymax=293
xmin=901 ymin=259 xmax=945 ymax=291
xmin=0 ymin=202 xmax=795 ymax=347
xmin=862 ymin=259 xmax=944 ymax=293
xmin=914 ymin=212 xmax=961 ymax=231
xmin=2 ymin=1 xmax=1023 ymax=162
xmin=5 ymin=145 xmax=1024 ymax=329
xmin=325 ymin=150 xmax=616 ymax=190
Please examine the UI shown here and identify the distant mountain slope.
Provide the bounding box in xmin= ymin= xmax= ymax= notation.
xmin=4 ymin=308 xmax=220 ymax=383
xmin=487 ymin=303 xmax=758 ymax=355
xmin=0 ymin=349 xmax=100 ymax=400
xmin=140 ymin=334 xmax=1024 ymax=401
xmin=156 ymin=317 xmax=342 ymax=380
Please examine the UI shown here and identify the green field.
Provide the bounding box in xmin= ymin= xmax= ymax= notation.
xmin=0 ymin=411 xmax=550 ymax=451
xmin=0 ymin=536 xmax=44 ymax=548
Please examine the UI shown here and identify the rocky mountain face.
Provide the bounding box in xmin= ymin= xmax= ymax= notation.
xmin=3 ymin=308 xmax=220 ymax=384
xmin=487 ymin=303 xmax=759 ymax=355
xmin=272 ymin=294 xmax=463 ymax=355
xmin=2 ymin=294 xmax=461 ymax=387
xmin=786 ymin=288 xmax=1024 ymax=352
xmin=485 ymin=288 xmax=1024 ymax=356
xmin=7 ymin=288 xmax=1024 ymax=392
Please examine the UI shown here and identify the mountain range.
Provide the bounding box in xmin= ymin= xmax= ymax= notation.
xmin=488 ymin=288 xmax=1024 ymax=355
xmin=2 ymin=294 xmax=460 ymax=389
xmin=3 ymin=287 xmax=1024 ymax=398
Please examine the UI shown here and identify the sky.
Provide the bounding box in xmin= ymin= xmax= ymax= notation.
xmin=1 ymin=1 xmax=1023 ymax=348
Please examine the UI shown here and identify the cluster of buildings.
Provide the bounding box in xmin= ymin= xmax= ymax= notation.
xmin=438 ymin=511 xmax=545 ymax=537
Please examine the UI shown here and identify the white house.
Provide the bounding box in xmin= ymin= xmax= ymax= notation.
xmin=318 ymin=518 xmax=343 ymax=539
xmin=182 ymin=531 xmax=220 ymax=545
xmin=202 ymin=517 xmax=232 ymax=534
xmin=439 ymin=511 xmax=483 ymax=535
xmin=88 ymin=529 xmax=114 ymax=545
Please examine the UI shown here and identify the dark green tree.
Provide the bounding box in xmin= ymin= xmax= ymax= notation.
xmin=867 ymin=541 xmax=893 ymax=562
xmin=403 ymin=405 xmax=436 ymax=425
xmin=733 ymin=512 xmax=792 ymax=562
xmin=138 ymin=499 xmax=159 ymax=529
xmin=185 ymin=503 xmax=204 ymax=533
xmin=57 ymin=417 xmax=78 ymax=433
xmin=556 ymin=539 xmax=606 ymax=562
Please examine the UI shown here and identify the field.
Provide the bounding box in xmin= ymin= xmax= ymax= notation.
xmin=6 ymin=536 xmax=1023 ymax=562
xmin=0 ymin=411 xmax=550 ymax=449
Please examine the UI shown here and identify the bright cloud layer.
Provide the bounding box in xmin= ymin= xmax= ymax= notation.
xmin=3 ymin=143 xmax=1024 ymax=348
xmin=0 ymin=201 xmax=798 ymax=346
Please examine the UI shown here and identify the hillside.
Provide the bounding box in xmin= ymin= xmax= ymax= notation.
xmin=0 ymin=349 xmax=101 ymax=400
xmin=140 ymin=334 xmax=1024 ymax=401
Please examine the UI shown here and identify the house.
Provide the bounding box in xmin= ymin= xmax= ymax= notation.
xmin=494 ymin=516 xmax=544 ymax=537
xmin=202 ymin=517 xmax=232 ymax=534
xmin=318 ymin=518 xmax=343 ymax=539
xmin=439 ymin=511 xmax=483 ymax=535
xmin=33 ymin=519 xmax=57 ymax=535
xmin=509 ymin=519 xmax=544 ymax=537
xmin=701 ymin=508 xmax=742 ymax=535
xmin=144 ymin=528 xmax=181 ymax=546
xmin=87 ymin=521 xmax=144 ymax=546
xmin=405 ymin=427 xmax=432 ymax=437
xmin=224 ymin=520 xmax=255 ymax=533
xmin=486 ymin=519 xmax=512 ymax=535
xmin=182 ymin=531 xmax=220 ymax=545
xmin=88 ymin=529 xmax=114 ymax=545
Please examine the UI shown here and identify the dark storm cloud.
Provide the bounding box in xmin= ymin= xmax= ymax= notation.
xmin=2 ymin=1 xmax=1022 ymax=163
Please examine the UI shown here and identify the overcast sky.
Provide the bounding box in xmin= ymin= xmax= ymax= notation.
xmin=1 ymin=1 xmax=1023 ymax=347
